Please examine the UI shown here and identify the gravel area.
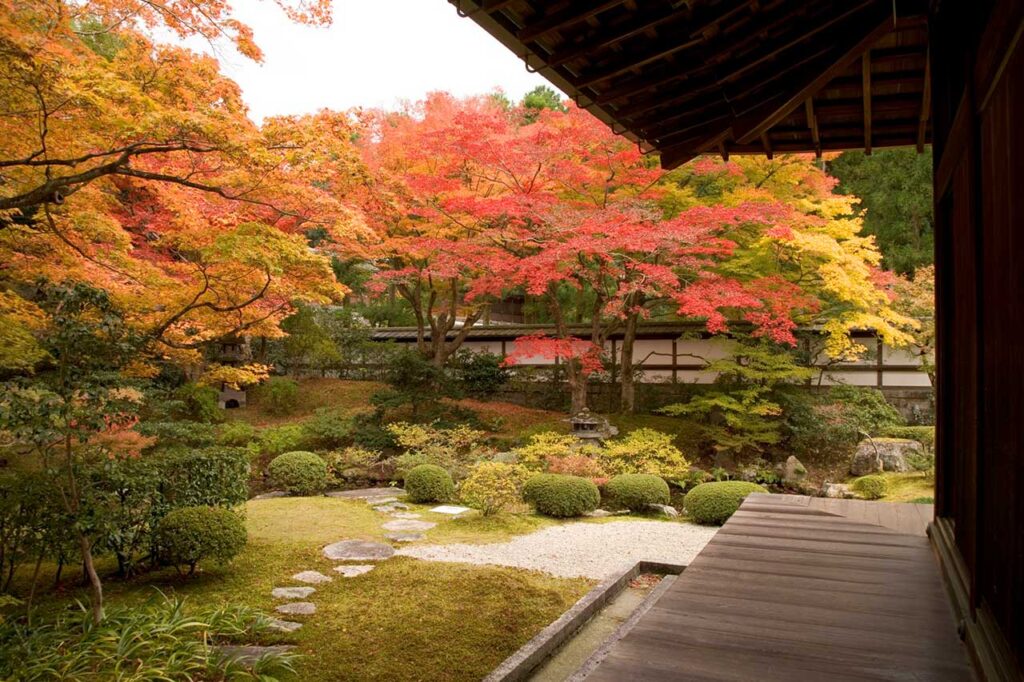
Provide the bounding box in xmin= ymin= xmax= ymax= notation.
xmin=396 ymin=520 xmax=719 ymax=579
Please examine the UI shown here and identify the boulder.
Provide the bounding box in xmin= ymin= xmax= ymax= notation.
xmin=851 ymin=438 xmax=925 ymax=475
xmin=822 ymin=482 xmax=853 ymax=499
xmin=647 ymin=503 xmax=680 ymax=517
xmin=780 ymin=456 xmax=808 ymax=484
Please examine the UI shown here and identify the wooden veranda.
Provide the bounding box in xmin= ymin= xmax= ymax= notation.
xmin=450 ymin=0 xmax=1024 ymax=679
xmin=583 ymin=494 xmax=971 ymax=681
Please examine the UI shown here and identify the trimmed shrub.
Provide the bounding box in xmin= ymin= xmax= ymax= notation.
xmin=157 ymin=447 xmax=250 ymax=508
xmin=459 ymin=462 xmax=529 ymax=516
xmin=154 ymin=506 xmax=247 ymax=575
xmin=522 ymin=474 xmax=600 ymax=518
xmin=684 ymin=481 xmax=767 ymax=525
xmin=268 ymin=451 xmax=328 ymax=495
xmin=217 ymin=421 xmax=256 ymax=447
xmin=404 ymin=464 xmax=454 ymax=503
xmin=852 ymin=474 xmax=888 ymax=500
xmin=257 ymin=377 xmax=299 ymax=416
xmin=258 ymin=424 xmax=308 ymax=457
xmin=606 ymin=474 xmax=670 ymax=512
xmin=600 ymin=428 xmax=689 ymax=478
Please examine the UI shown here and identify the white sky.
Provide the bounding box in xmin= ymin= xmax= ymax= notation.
xmin=190 ymin=0 xmax=554 ymax=122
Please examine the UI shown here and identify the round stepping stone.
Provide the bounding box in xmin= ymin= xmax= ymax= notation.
xmin=292 ymin=570 xmax=332 ymax=584
xmin=267 ymin=618 xmax=303 ymax=633
xmin=381 ymin=519 xmax=436 ymax=532
xmin=390 ymin=512 xmax=421 ymax=519
xmin=323 ymin=540 xmax=395 ymax=561
xmin=272 ymin=586 xmax=315 ymax=599
xmin=333 ymin=564 xmax=375 ymax=577
xmin=386 ymin=532 xmax=425 ymax=542
xmin=275 ymin=602 xmax=315 ymax=616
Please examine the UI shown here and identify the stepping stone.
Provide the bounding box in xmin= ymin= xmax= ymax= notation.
xmin=267 ymin=618 xmax=303 ymax=633
xmin=292 ymin=570 xmax=332 ymax=584
xmin=386 ymin=532 xmax=425 ymax=542
xmin=323 ymin=540 xmax=395 ymax=561
xmin=382 ymin=519 xmax=436 ymax=532
xmin=271 ymin=586 xmax=316 ymax=599
xmin=390 ymin=512 xmax=421 ymax=519
xmin=216 ymin=644 xmax=296 ymax=664
xmin=275 ymin=602 xmax=315 ymax=616
xmin=326 ymin=487 xmax=404 ymax=502
xmin=253 ymin=491 xmax=288 ymax=500
xmin=429 ymin=505 xmax=472 ymax=515
xmin=371 ymin=499 xmax=399 ymax=507
xmin=333 ymin=564 xmax=375 ymax=577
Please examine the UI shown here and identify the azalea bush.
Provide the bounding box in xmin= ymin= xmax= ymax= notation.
xmin=389 ymin=422 xmax=485 ymax=477
xmin=268 ymin=451 xmax=329 ymax=495
xmin=155 ymin=506 xmax=247 ymax=576
xmin=605 ymin=474 xmax=671 ymax=512
xmin=522 ymin=474 xmax=600 ymax=518
xmin=513 ymin=432 xmax=577 ymax=470
xmin=600 ymin=428 xmax=690 ymax=478
xmin=459 ymin=462 xmax=529 ymax=516
xmin=404 ymin=464 xmax=454 ymax=503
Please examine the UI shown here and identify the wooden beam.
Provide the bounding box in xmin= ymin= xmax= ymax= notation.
xmin=732 ymin=10 xmax=915 ymax=145
xmin=862 ymin=50 xmax=872 ymax=154
xmin=543 ymin=5 xmax=685 ymax=69
xmin=917 ymin=49 xmax=931 ymax=152
xmin=804 ymin=98 xmax=821 ymax=158
xmin=517 ymin=0 xmax=626 ymax=43
xmin=760 ymin=132 xmax=773 ymax=159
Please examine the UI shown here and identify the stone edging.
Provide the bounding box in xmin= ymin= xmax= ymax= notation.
xmin=483 ymin=560 xmax=686 ymax=682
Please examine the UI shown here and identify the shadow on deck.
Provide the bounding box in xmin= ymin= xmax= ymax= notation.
xmin=581 ymin=494 xmax=973 ymax=681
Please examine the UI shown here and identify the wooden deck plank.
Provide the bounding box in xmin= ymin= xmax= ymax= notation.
xmin=580 ymin=494 xmax=971 ymax=681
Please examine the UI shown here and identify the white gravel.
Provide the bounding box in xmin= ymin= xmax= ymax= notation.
xmin=395 ymin=520 xmax=718 ymax=579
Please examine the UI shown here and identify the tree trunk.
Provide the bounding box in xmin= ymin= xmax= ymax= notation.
xmin=78 ymin=534 xmax=103 ymax=625
xmin=620 ymin=311 xmax=639 ymax=413
xmin=567 ymin=362 xmax=588 ymax=413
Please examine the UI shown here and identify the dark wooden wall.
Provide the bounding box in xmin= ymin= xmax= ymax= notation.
xmin=932 ymin=0 xmax=1024 ymax=677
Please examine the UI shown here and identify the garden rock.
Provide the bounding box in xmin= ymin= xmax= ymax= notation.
xmin=252 ymin=491 xmax=288 ymax=500
xmin=822 ymin=482 xmax=853 ymax=498
xmin=216 ymin=645 xmax=296 ymax=664
xmin=584 ymin=509 xmax=614 ymax=518
xmin=275 ymin=602 xmax=316 ymax=615
xmin=271 ymin=586 xmax=315 ymax=599
xmin=429 ymin=505 xmax=471 ymax=515
xmin=334 ymin=564 xmax=375 ymax=577
xmin=647 ymin=503 xmax=680 ymax=517
xmin=292 ymin=570 xmax=332 ymax=584
xmin=390 ymin=512 xmax=421 ymax=519
xmin=852 ymin=438 xmax=925 ymax=474
xmin=382 ymin=519 xmax=436 ymax=532
xmin=323 ymin=540 xmax=395 ymax=561
xmin=386 ymin=532 xmax=425 ymax=542
xmin=372 ymin=502 xmax=410 ymax=513
xmin=326 ymin=487 xmax=404 ymax=502
xmin=780 ymin=455 xmax=808 ymax=484
xmin=267 ymin=618 xmax=303 ymax=633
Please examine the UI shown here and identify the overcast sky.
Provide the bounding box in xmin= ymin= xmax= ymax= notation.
xmin=191 ymin=0 xmax=554 ymax=122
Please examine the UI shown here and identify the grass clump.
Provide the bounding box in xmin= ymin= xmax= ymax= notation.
xmin=404 ymin=464 xmax=454 ymax=503
xmin=605 ymin=474 xmax=670 ymax=512
xmin=851 ymin=474 xmax=888 ymax=500
xmin=522 ymin=474 xmax=600 ymax=518
xmin=683 ymin=481 xmax=767 ymax=525
xmin=268 ymin=451 xmax=328 ymax=495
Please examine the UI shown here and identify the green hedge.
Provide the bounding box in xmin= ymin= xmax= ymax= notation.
xmin=404 ymin=464 xmax=454 ymax=503
xmin=268 ymin=451 xmax=328 ymax=496
xmin=522 ymin=474 xmax=600 ymax=518
xmin=877 ymin=425 xmax=935 ymax=449
xmin=684 ymin=481 xmax=767 ymax=525
xmin=605 ymin=474 xmax=670 ymax=512
xmin=852 ymin=474 xmax=888 ymax=500
xmin=154 ymin=506 xmax=247 ymax=575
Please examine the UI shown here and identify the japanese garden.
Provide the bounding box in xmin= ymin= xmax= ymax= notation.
xmin=0 ymin=1 xmax=958 ymax=681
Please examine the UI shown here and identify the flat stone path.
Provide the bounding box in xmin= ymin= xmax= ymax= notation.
xmin=334 ymin=564 xmax=375 ymax=577
xmin=382 ymin=519 xmax=436 ymax=532
xmin=275 ymin=602 xmax=316 ymax=615
xmin=292 ymin=570 xmax=332 ymax=584
xmin=271 ymin=586 xmax=315 ymax=599
xmin=323 ymin=540 xmax=395 ymax=561
xmin=267 ymin=618 xmax=303 ymax=633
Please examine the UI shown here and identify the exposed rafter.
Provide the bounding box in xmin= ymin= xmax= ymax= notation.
xmin=917 ymin=50 xmax=931 ymax=152
xmin=863 ymin=50 xmax=873 ymax=154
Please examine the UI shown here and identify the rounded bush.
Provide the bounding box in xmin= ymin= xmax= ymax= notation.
xmin=404 ymin=464 xmax=454 ymax=503
xmin=522 ymin=474 xmax=600 ymax=518
xmin=852 ymin=474 xmax=888 ymax=500
xmin=683 ymin=481 xmax=767 ymax=525
xmin=606 ymin=474 xmax=671 ymax=512
xmin=155 ymin=506 xmax=247 ymax=575
xmin=268 ymin=451 xmax=328 ymax=495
